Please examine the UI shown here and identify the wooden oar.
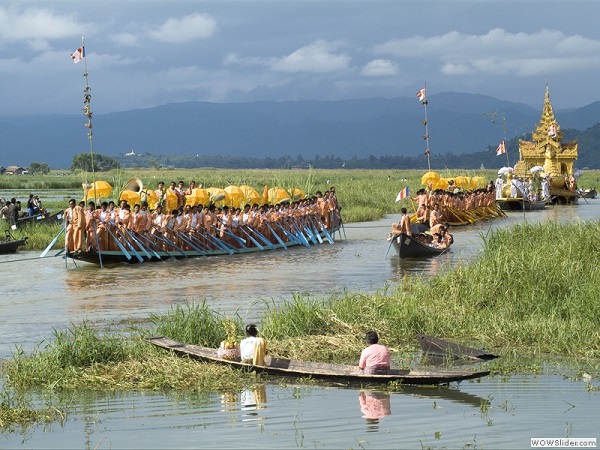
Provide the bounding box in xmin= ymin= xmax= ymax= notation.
xmin=105 ymin=225 xmax=132 ymax=261
xmin=123 ymin=228 xmax=155 ymax=260
xmin=239 ymin=226 xmax=264 ymax=250
xmin=245 ymin=225 xmax=276 ymax=249
xmin=275 ymin=221 xmax=308 ymax=247
xmin=264 ymin=222 xmax=287 ymax=250
xmin=130 ymin=230 xmax=167 ymax=260
xmin=311 ymin=217 xmax=334 ymax=244
xmin=214 ymin=224 xmax=247 ymax=248
xmin=385 ymin=236 xmax=394 ymax=258
xmin=40 ymin=225 xmax=66 ymax=258
xmin=173 ymin=229 xmax=208 ymax=256
xmin=92 ymin=220 xmax=103 ymax=268
xmin=195 ymin=228 xmax=236 ymax=254
xmin=112 ymin=225 xmax=144 ymax=262
xmin=150 ymin=231 xmax=188 ymax=257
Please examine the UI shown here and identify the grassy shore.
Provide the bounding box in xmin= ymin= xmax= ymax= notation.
xmin=3 ymin=220 xmax=599 ymax=396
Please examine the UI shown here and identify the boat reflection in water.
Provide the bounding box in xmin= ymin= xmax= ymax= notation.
xmin=241 ymin=384 xmax=267 ymax=422
xmin=220 ymin=385 xmax=268 ymax=425
xmin=359 ymin=390 xmax=391 ymax=432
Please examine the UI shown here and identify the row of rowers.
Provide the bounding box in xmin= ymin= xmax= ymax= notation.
xmin=64 ymin=195 xmax=338 ymax=253
xmin=413 ymin=188 xmax=497 ymax=211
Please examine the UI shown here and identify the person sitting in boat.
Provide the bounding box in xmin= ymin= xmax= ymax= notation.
xmin=240 ymin=324 xmax=267 ymax=366
xmin=430 ymin=232 xmax=444 ymax=249
xmin=387 ymin=207 xmax=411 ymax=241
xmin=415 ymin=203 xmax=429 ymax=224
xmin=440 ymin=227 xmax=453 ymax=248
xmin=359 ymin=331 xmax=390 ymax=375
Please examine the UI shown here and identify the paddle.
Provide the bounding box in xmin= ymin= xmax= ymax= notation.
xmin=123 ymin=228 xmax=154 ymax=260
xmin=105 ymin=224 xmax=132 ymax=261
xmin=130 ymin=230 xmax=165 ymax=260
xmin=168 ymin=228 xmax=207 ymax=256
xmin=311 ymin=217 xmax=334 ymax=244
xmin=92 ymin=220 xmax=103 ymax=268
xmin=264 ymin=222 xmax=287 ymax=250
xmin=273 ymin=222 xmax=305 ymax=246
xmin=245 ymin=225 xmax=276 ymax=249
xmin=384 ymin=235 xmax=394 ymax=258
xmin=40 ymin=225 xmax=66 ymax=258
xmin=112 ymin=225 xmax=144 ymax=262
xmin=239 ymin=226 xmax=264 ymax=250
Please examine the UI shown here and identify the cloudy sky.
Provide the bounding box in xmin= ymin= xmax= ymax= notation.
xmin=2 ymin=0 xmax=600 ymax=116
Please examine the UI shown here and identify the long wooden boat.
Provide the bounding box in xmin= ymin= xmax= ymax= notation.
xmin=496 ymin=197 xmax=546 ymax=211
xmin=392 ymin=233 xmax=448 ymax=258
xmin=417 ymin=334 xmax=498 ymax=361
xmin=68 ymin=223 xmax=340 ymax=265
xmin=147 ymin=337 xmax=490 ymax=386
xmin=0 ymin=237 xmax=28 ymax=254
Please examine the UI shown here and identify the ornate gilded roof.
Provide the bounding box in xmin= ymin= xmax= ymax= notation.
xmin=515 ymin=86 xmax=577 ymax=177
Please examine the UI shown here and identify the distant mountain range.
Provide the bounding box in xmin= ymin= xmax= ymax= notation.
xmin=1 ymin=92 xmax=600 ymax=169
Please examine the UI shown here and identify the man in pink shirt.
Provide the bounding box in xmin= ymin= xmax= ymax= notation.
xmin=359 ymin=331 xmax=391 ymax=375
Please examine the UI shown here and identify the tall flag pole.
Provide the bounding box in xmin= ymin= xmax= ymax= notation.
xmin=72 ymin=37 xmax=97 ymax=205
xmin=417 ymin=84 xmax=431 ymax=172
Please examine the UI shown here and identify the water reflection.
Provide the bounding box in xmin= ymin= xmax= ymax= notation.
xmin=359 ymin=390 xmax=391 ymax=432
xmin=241 ymin=384 xmax=267 ymax=422
xmin=220 ymin=385 xmax=268 ymax=426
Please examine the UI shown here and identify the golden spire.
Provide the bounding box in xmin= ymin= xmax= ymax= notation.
xmin=532 ymin=85 xmax=561 ymax=143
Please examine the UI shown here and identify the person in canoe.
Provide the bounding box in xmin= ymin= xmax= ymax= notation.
xmin=240 ymin=324 xmax=267 ymax=366
xmin=387 ymin=207 xmax=411 ymax=241
xmin=358 ymin=331 xmax=390 ymax=375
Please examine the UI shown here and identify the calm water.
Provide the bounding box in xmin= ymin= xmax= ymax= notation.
xmin=1 ymin=200 xmax=600 ymax=448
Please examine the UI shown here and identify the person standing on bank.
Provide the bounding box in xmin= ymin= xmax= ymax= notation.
xmin=359 ymin=331 xmax=390 ymax=375
xmin=240 ymin=324 xmax=267 ymax=366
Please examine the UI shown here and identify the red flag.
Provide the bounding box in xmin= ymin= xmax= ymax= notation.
xmin=496 ymin=141 xmax=506 ymax=156
xmin=416 ymin=88 xmax=426 ymax=103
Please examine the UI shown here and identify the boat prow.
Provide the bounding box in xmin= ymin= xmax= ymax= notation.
xmin=147 ymin=336 xmax=490 ymax=386
xmin=418 ymin=334 xmax=499 ymax=361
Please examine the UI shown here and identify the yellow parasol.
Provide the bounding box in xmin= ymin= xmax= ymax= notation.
xmin=206 ymin=187 xmax=228 ymax=206
xmin=165 ymin=189 xmax=178 ymax=212
xmin=239 ymin=185 xmax=262 ymax=205
xmin=434 ymin=178 xmax=449 ymax=190
xmin=471 ymin=176 xmax=487 ymax=189
xmin=291 ymin=188 xmax=306 ymax=201
xmin=421 ymin=171 xmax=440 ymax=186
xmin=82 ymin=180 xmax=112 ymax=202
xmin=268 ymin=187 xmax=291 ymax=205
xmin=141 ymin=189 xmax=159 ymax=209
xmin=119 ymin=190 xmax=141 ymax=206
xmin=185 ymin=188 xmax=210 ymax=207
xmin=261 ymin=185 xmax=269 ymax=205
xmin=224 ymin=185 xmax=245 ymax=208
xmin=454 ymin=176 xmax=470 ymax=190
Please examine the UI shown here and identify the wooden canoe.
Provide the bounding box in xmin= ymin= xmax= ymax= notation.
xmin=16 ymin=210 xmax=63 ymax=227
xmin=392 ymin=233 xmax=448 ymax=258
xmin=0 ymin=237 xmax=28 ymax=254
xmin=417 ymin=334 xmax=498 ymax=361
xmin=147 ymin=337 xmax=490 ymax=386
